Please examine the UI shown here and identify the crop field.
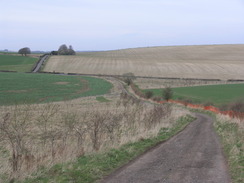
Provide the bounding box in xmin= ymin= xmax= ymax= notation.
xmin=44 ymin=44 xmax=244 ymax=80
xmin=0 ymin=54 xmax=38 ymax=72
xmin=0 ymin=72 xmax=112 ymax=105
xmin=144 ymin=83 xmax=244 ymax=106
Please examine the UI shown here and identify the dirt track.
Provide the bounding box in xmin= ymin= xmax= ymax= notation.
xmin=101 ymin=113 xmax=231 ymax=183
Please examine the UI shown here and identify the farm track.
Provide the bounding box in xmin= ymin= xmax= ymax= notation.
xmin=101 ymin=113 xmax=231 ymax=183
xmin=100 ymin=78 xmax=231 ymax=183
xmin=32 ymin=55 xmax=49 ymax=72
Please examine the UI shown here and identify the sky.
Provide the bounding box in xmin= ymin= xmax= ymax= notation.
xmin=1 ymin=0 xmax=244 ymax=51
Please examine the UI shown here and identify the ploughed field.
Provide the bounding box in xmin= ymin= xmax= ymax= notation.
xmin=44 ymin=44 xmax=244 ymax=80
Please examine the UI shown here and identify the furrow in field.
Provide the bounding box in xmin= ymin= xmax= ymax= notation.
xmin=44 ymin=45 xmax=244 ymax=80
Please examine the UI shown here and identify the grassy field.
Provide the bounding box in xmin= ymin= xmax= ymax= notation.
xmin=0 ymin=54 xmax=38 ymax=72
xmin=44 ymin=44 xmax=244 ymax=80
xmin=0 ymin=72 xmax=112 ymax=105
xmin=144 ymin=84 xmax=244 ymax=106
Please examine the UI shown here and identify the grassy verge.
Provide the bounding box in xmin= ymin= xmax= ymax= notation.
xmin=214 ymin=117 xmax=244 ymax=183
xmin=189 ymin=108 xmax=243 ymax=183
xmin=20 ymin=115 xmax=195 ymax=183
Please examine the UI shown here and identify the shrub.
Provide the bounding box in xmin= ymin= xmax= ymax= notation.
xmin=229 ymin=100 xmax=244 ymax=113
xmin=162 ymin=87 xmax=173 ymax=101
xmin=152 ymin=96 xmax=162 ymax=102
xmin=122 ymin=73 xmax=136 ymax=85
xmin=145 ymin=91 xmax=153 ymax=99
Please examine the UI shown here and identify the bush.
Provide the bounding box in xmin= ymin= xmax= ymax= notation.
xmin=145 ymin=91 xmax=153 ymax=99
xmin=152 ymin=96 xmax=162 ymax=102
xmin=162 ymin=87 xmax=173 ymax=101
xmin=202 ymin=101 xmax=214 ymax=107
xmin=229 ymin=100 xmax=244 ymax=112
xmin=219 ymin=100 xmax=244 ymax=113
xmin=122 ymin=73 xmax=136 ymax=85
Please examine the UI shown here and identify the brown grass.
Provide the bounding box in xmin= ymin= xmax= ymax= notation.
xmin=0 ymin=90 xmax=190 ymax=181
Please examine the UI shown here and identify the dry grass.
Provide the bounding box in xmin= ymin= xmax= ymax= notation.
xmin=44 ymin=44 xmax=244 ymax=80
xmin=215 ymin=114 xmax=244 ymax=183
xmin=0 ymin=89 xmax=190 ymax=181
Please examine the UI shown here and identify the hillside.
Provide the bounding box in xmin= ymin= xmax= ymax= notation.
xmin=44 ymin=44 xmax=244 ymax=80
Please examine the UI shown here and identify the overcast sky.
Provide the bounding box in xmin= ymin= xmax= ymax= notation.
xmin=1 ymin=0 xmax=244 ymax=51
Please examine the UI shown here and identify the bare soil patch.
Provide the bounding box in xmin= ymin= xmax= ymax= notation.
xmin=54 ymin=81 xmax=69 ymax=85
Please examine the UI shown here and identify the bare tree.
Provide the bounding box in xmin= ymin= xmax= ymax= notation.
xmin=88 ymin=111 xmax=107 ymax=151
xmin=0 ymin=105 xmax=32 ymax=172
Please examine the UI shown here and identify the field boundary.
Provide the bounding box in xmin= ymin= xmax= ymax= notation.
xmin=38 ymin=71 xmax=244 ymax=83
xmin=127 ymin=81 xmax=244 ymax=120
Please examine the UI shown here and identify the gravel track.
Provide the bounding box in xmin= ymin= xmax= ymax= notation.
xmin=101 ymin=113 xmax=230 ymax=183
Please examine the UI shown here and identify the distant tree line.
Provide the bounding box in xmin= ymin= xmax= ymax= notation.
xmin=18 ymin=44 xmax=76 ymax=56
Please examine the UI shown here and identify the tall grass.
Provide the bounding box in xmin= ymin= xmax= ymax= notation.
xmin=0 ymin=92 xmax=190 ymax=182
xmin=20 ymin=115 xmax=194 ymax=183
xmin=215 ymin=114 xmax=244 ymax=183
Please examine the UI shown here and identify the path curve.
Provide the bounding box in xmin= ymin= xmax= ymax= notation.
xmin=101 ymin=113 xmax=230 ymax=183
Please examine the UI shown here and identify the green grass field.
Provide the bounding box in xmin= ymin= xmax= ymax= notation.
xmin=0 ymin=54 xmax=38 ymax=72
xmin=0 ymin=72 xmax=112 ymax=105
xmin=144 ymin=84 xmax=244 ymax=106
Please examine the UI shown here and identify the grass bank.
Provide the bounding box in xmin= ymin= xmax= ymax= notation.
xmin=214 ymin=115 xmax=244 ymax=183
xmin=0 ymin=72 xmax=112 ymax=105
xmin=19 ymin=115 xmax=195 ymax=183
xmin=0 ymin=55 xmax=38 ymax=72
xmin=189 ymin=108 xmax=243 ymax=183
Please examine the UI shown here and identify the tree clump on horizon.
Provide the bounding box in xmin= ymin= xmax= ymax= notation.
xmin=58 ymin=44 xmax=76 ymax=55
xmin=18 ymin=47 xmax=31 ymax=56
